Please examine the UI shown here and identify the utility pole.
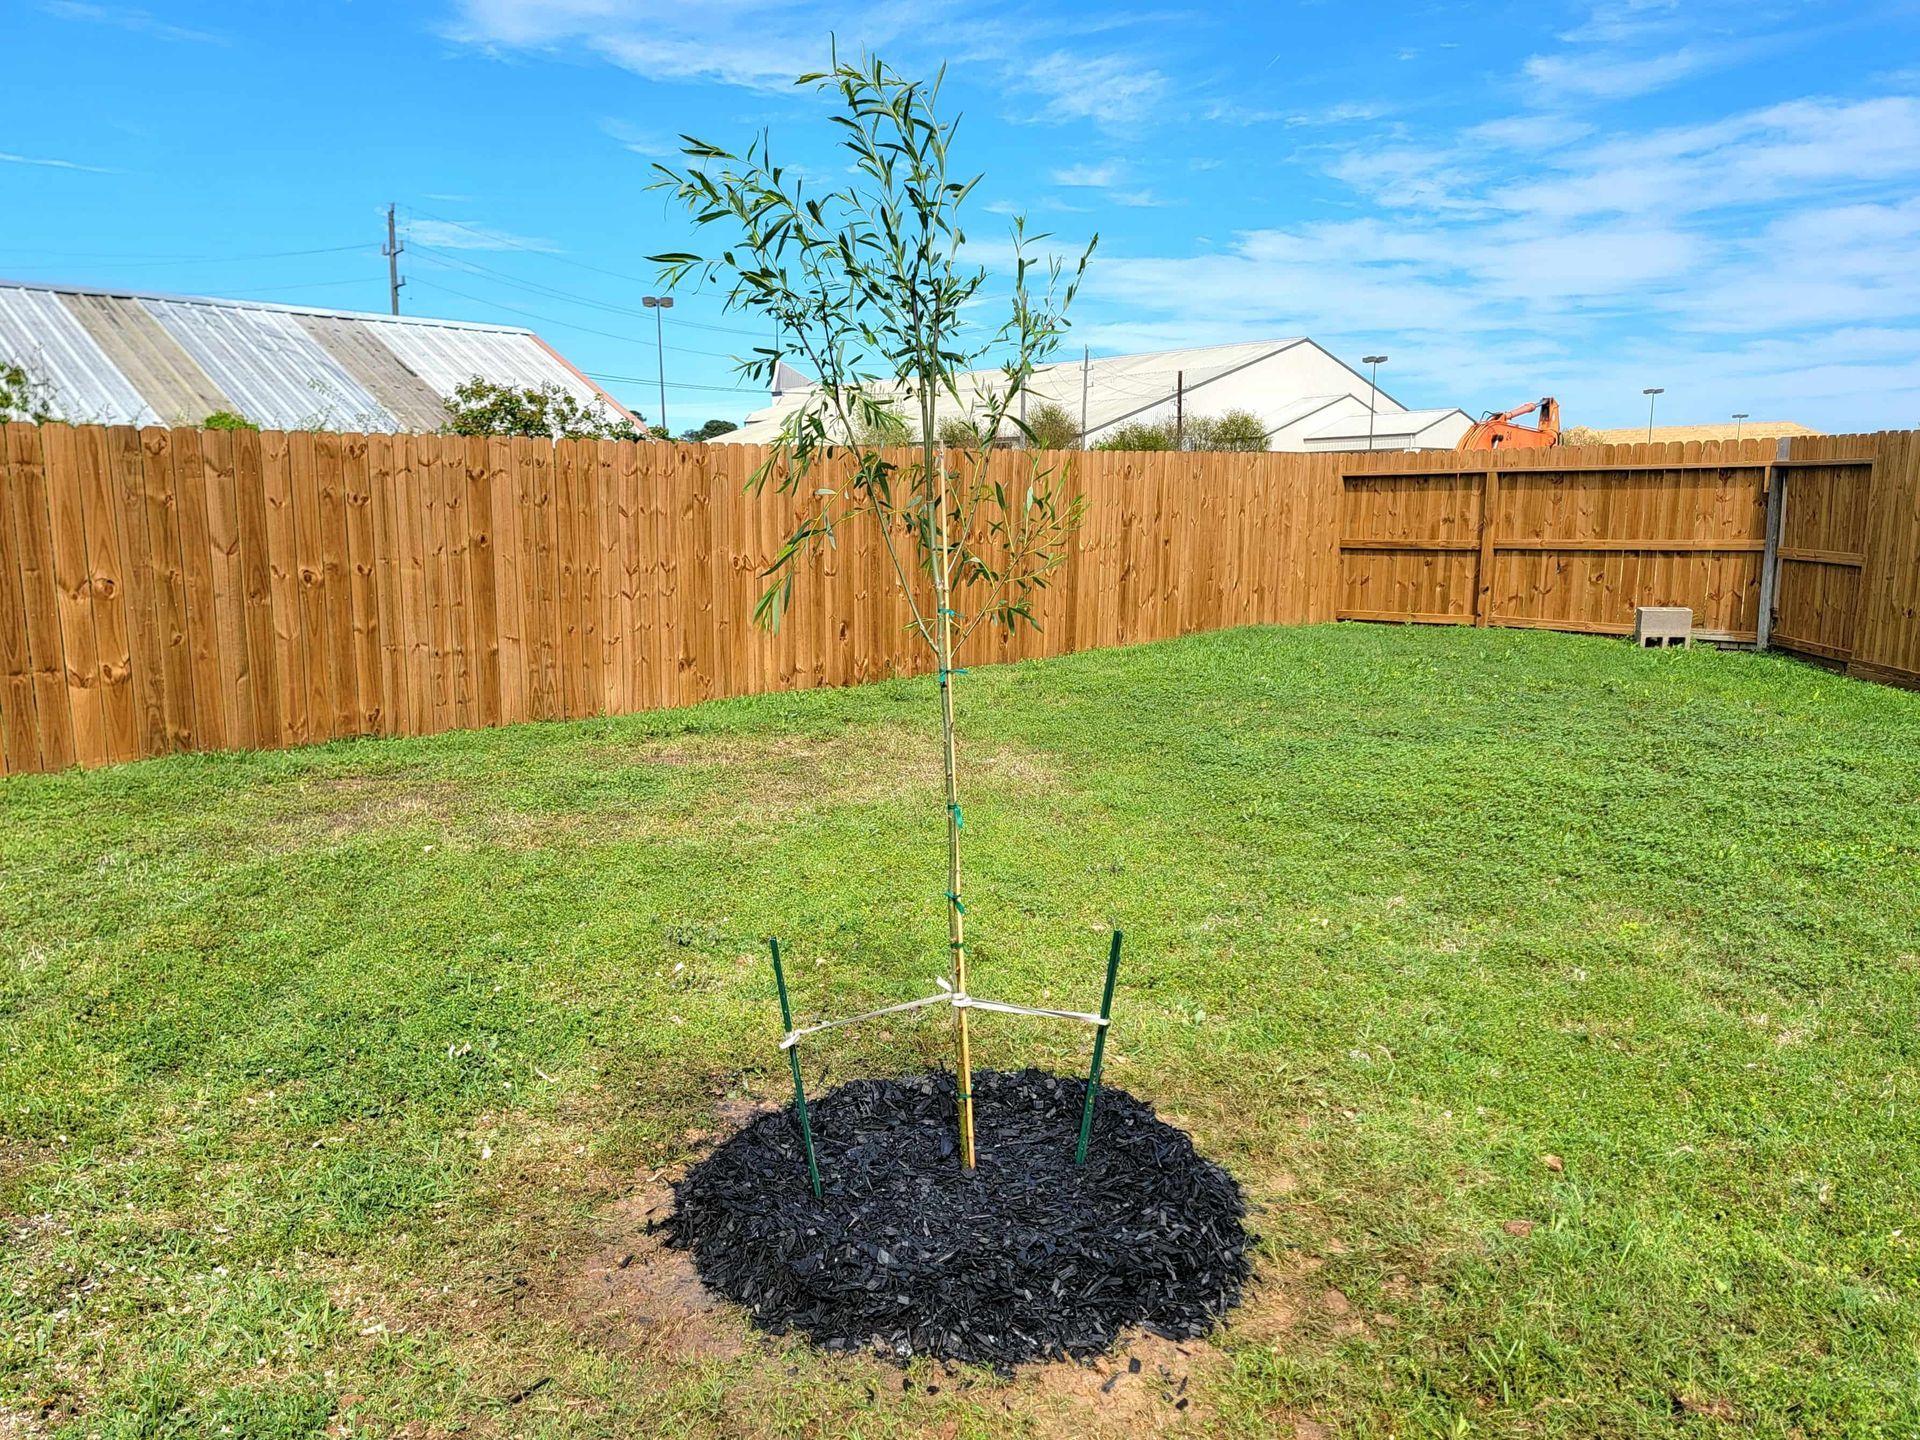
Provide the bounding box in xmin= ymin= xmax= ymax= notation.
xmin=1079 ymin=346 xmax=1089 ymax=447
xmin=383 ymin=204 xmax=405 ymax=316
xmin=1174 ymin=370 xmax=1184 ymax=447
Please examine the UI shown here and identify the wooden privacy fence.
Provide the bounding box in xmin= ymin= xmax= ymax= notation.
xmin=0 ymin=422 xmax=1916 ymax=775
xmin=1337 ymin=434 xmax=1884 ymax=642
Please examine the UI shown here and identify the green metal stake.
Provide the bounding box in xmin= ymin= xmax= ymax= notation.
xmin=1075 ymin=929 xmax=1124 ymax=1165
xmin=768 ymin=937 xmax=823 ymax=1200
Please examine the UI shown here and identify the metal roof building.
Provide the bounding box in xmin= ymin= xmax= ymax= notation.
xmin=0 ymin=280 xmax=634 ymax=433
xmin=727 ymin=338 xmax=1473 ymax=452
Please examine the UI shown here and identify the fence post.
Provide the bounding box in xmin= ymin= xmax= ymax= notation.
xmin=1474 ymin=468 xmax=1500 ymax=627
xmin=1756 ymin=437 xmax=1791 ymax=652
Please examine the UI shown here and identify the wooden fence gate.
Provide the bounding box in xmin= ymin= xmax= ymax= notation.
xmin=1767 ymin=446 xmax=1877 ymax=665
xmin=1338 ymin=446 xmax=1776 ymax=641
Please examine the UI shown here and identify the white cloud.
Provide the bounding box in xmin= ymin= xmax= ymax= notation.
xmin=445 ymin=0 xmax=918 ymax=91
xmin=41 ymin=1 xmax=225 ymax=44
xmin=0 ymin=150 xmax=116 ymax=174
xmin=1524 ymin=45 xmax=1737 ymax=101
xmin=1052 ymin=163 xmax=1121 ymax=188
xmin=1020 ymin=49 xmax=1168 ymax=127
xmin=1037 ymin=86 xmax=1920 ymax=429
xmin=1462 ymin=115 xmax=1594 ymax=150
xmin=601 ymin=119 xmax=679 ymax=158
xmin=406 ymin=219 xmax=558 ymax=252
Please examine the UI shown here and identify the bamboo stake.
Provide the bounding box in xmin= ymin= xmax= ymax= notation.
xmin=933 ymin=444 xmax=978 ymax=1169
xmin=1075 ymin=930 xmax=1124 ymax=1165
xmin=768 ymin=937 xmax=823 ymax=1199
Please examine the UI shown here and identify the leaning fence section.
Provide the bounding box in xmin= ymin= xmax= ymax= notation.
xmin=0 ymin=423 xmax=1915 ymax=776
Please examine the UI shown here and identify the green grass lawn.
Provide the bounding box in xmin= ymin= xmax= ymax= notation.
xmin=2 ymin=623 xmax=1917 ymax=1438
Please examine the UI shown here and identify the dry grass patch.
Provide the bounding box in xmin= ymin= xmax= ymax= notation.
xmin=252 ymin=722 xmax=1060 ymax=852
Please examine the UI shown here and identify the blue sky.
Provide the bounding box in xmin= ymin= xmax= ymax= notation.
xmin=4 ymin=0 xmax=1918 ymax=431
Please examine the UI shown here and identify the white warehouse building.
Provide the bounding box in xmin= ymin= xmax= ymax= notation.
xmin=726 ymin=339 xmax=1472 ymax=452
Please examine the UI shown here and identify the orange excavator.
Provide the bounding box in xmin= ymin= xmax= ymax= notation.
xmin=1457 ymin=397 xmax=1560 ymax=451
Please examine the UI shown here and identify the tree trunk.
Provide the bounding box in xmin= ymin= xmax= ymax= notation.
xmin=933 ymin=446 xmax=977 ymax=1169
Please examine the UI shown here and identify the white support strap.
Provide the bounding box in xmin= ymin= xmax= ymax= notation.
xmin=779 ymin=990 xmax=952 ymax=1050
xmin=953 ymin=994 xmax=1111 ymax=1027
xmin=780 ymin=985 xmax=1109 ymax=1050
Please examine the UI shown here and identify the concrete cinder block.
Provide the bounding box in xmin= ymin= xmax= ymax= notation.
xmin=1635 ymin=605 xmax=1693 ymax=647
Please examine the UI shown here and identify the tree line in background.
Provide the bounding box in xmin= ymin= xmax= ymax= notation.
xmin=902 ymin=399 xmax=1272 ymax=453
xmin=441 ymin=377 xmax=737 ymax=444
xmin=6 ymin=358 xmax=1267 ymax=453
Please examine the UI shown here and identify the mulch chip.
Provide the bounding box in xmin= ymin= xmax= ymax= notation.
xmin=661 ymin=1068 xmax=1249 ymax=1368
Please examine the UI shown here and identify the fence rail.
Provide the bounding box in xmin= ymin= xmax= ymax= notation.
xmin=0 ymin=423 xmax=1915 ymax=775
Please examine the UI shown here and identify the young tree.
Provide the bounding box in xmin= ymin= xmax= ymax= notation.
xmin=653 ymin=49 xmax=1095 ymax=1168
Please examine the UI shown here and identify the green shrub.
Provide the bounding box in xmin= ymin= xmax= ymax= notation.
xmin=938 ymin=415 xmax=990 ymax=449
xmin=202 ymin=410 xmax=259 ymax=432
xmin=1181 ymin=408 xmax=1267 ymax=452
xmin=0 ymin=359 xmax=56 ymax=424
xmin=1092 ymin=420 xmax=1176 ymax=452
xmin=1022 ymin=401 xmax=1080 ymax=450
xmin=442 ymin=376 xmax=644 ymax=440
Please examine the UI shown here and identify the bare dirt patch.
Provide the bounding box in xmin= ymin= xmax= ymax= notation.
xmin=551 ymin=1184 xmax=747 ymax=1365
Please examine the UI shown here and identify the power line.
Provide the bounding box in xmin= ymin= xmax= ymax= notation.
xmin=586 ymin=370 xmax=761 ymax=394
xmin=197 ymin=276 xmax=379 ymax=299
xmin=412 ymin=247 xmax=761 ymax=356
xmin=0 ymin=241 xmax=372 ymax=267
xmin=402 ymin=209 xmax=772 ymax=337
xmin=407 ymin=274 xmax=756 ymax=362
xmin=407 ymin=276 xmax=667 ymax=346
xmin=411 ymin=243 xmax=661 ymax=319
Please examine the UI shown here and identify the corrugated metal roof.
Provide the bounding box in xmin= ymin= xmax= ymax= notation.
xmin=0 ymin=285 xmax=158 ymax=425
xmin=293 ymin=314 xmax=450 ymax=432
xmin=0 ymin=279 xmax=634 ymax=432
xmin=60 ymin=292 xmax=235 ymax=424
xmin=145 ymin=296 xmax=393 ymax=431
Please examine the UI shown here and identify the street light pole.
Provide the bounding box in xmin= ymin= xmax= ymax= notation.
xmin=643 ymin=295 xmax=674 ymax=434
xmin=1362 ymin=355 xmax=1388 ymax=451
xmin=1732 ymin=412 xmax=1749 ymax=442
xmin=1642 ymin=386 xmax=1664 ymax=443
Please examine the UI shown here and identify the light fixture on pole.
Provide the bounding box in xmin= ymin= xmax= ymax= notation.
xmin=1732 ymin=412 xmax=1749 ymax=442
xmin=1362 ymin=355 xmax=1388 ymax=451
xmin=643 ymin=295 xmax=674 ymax=433
xmin=1642 ymin=386 xmax=1664 ymax=442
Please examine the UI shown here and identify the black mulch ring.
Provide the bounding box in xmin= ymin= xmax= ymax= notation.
xmin=660 ymin=1068 xmax=1250 ymax=1369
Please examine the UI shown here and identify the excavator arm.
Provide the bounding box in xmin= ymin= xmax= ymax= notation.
xmin=1457 ymin=396 xmax=1560 ymax=451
